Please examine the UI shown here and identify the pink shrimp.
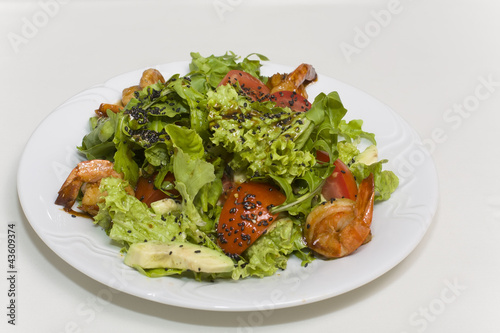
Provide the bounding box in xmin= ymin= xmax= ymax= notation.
xmin=267 ymin=63 xmax=317 ymax=99
xmin=55 ymin=159 xmax=130 ymax=216
xmin=304 ymin=174 xmax=375 ymax=258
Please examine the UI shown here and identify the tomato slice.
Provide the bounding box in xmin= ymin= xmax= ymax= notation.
xmin=216 ymin=181 xmax=286 ymax=257
xmin=135 ymin=172 xmax=178 ymax=207
xmin=218 ymin=70 xmax=314 ymax=113
xmin=218 ymin=70 xmax=270 ymax=102
xmin=316 ymin=151 xmax=358 ymax=201
xmin=269 ymin=90 xmax=312 ymax=112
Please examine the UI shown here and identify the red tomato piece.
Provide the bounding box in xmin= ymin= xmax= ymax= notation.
xmin=316 ymin=151 xmax=358 ymax=201
xmin=218 ymin=70 xmax=270 ymax=102
xmin=135 ymin=172 xmax=179 ymax=207
xmin=269 ymin=91 xmax=312 ymax=112
xmin=216 ymin=182 xmax=286 ymax=257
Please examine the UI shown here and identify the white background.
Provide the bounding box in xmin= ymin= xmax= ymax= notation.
xmin=2 ymin=0 xmax=499 ymax=332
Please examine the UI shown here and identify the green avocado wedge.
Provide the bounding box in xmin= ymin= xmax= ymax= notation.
xmin=124 ymin=241 xmax=234 ymax=274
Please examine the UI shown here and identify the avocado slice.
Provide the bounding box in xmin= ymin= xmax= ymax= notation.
xmin=124 ymin=241 xmax=234 ymax=274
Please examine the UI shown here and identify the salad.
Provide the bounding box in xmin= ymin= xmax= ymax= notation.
xmin=55 ymin=52 xmax=399 ymax=281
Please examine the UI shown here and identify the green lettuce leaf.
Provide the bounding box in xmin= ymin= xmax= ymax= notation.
xmin=172 ymin=148 xmax=217 ymax=236
xmin=350 ymin=160 xmax=400 ymax=201
xmin=78 ymin=109 xmax=118 ymax=160
xmin=189 ymin=51 xmax=268 ymax=92
xmin=231 ymin=217 xmax=310 ymax=279
xmin=208 ymin=84 xmax=316 ymax=180
xmin=94 ymin=177 xmax=184 ymax=245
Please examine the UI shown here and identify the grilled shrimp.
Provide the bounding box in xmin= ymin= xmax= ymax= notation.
xmin=139 ymin=68 xmax=165 ymax=88
xmin=121 ymin=68 xmax=165 ymax=106
xmin=267 ymin=63 xmax=317 ymax=99
xmin=304 ymin=174 xmax=375 ymax=258
xmin=55 ymin=159 xmax=132 ymax=216
xmin=121 ymin=85 xmax=141 ymax=106
xmin=95 ymin=103 xmax=123 ymax=117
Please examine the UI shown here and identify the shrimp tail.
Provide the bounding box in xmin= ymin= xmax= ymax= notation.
xmin=338 ymin=174 xmax=375 ymax=254
xmin=354 ymin=173 xmax=375 ymax=227
xmin=54 ymin=159 xmax=122 ymax=214
xmin=55 ymin=168 xmax=82 ymax=211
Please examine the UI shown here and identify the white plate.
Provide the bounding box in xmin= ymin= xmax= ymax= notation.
xmin=17 ymin=61 xmax=438 ymax=311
